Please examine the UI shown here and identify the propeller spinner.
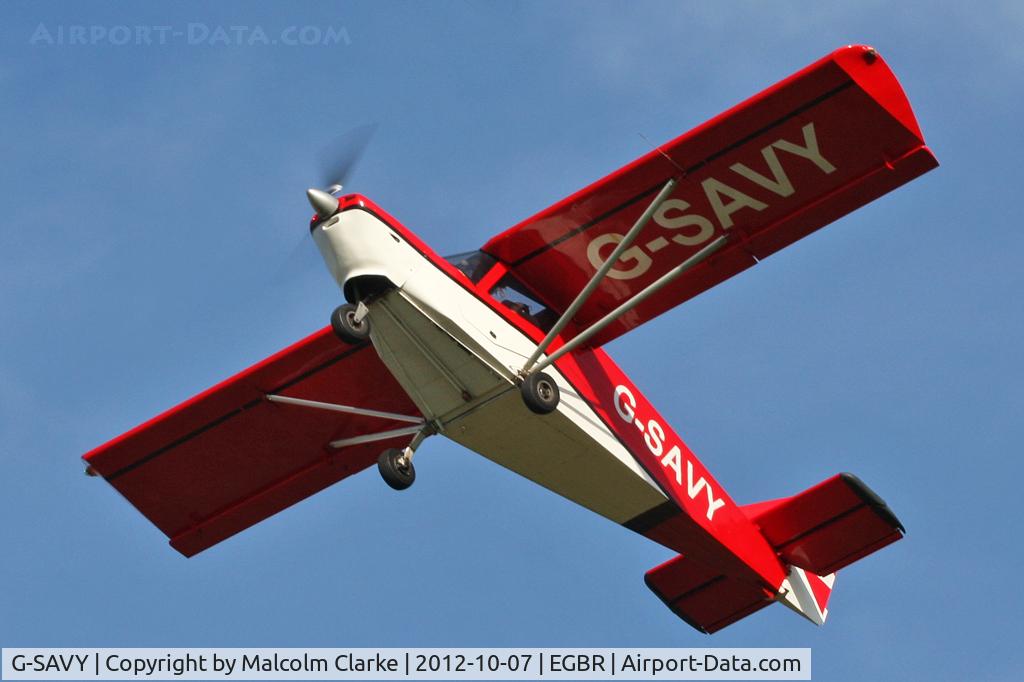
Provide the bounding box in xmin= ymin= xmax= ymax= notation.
xmin=306 ymin=187 xmax=340 ymax=218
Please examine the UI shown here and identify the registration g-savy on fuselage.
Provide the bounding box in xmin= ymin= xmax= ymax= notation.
xmin=83 ymin=45 xmax=935 ymax=633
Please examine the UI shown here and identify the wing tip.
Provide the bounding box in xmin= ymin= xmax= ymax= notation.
xmin=839 ymin=472 xmax=906 ymax=535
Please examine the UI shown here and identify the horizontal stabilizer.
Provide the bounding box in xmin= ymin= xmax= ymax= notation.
xmin=645 ymin=554 xmax=773 ymax=634
xmin=743 ymin=473 xmax=904 ymax=575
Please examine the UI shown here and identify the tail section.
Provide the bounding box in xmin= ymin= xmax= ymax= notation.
xmin=644 ymin=473 xmax=903 ymax=633
xmin=744 ymin=472 xmax=903 ymax=627
xmin=742 ymin=472 xmax=905 ymax=576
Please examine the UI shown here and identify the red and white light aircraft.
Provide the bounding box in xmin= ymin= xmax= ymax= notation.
xmin=84 ymin=46 xmax=936 ymax=633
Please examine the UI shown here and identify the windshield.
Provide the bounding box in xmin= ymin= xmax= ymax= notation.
xmin=444 ymin=250 xmax=496 ymax=283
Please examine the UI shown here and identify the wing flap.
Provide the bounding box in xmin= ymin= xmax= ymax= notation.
xmin=482 ymin=45 xmax=937 ymax=347
xmin=84 ymin=328 xmax=420 ymax=557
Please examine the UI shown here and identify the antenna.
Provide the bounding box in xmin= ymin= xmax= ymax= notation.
xmin=638 ymin=132 xmax=687 ymax=176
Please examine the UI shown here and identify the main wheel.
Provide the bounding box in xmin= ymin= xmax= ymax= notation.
xmin=330 ymin=303 xmax=371 ymax=344
xmin=520 ymin=371 xmax=560 ymax=415
xmin=378 ymin=448 xmax=415 ymax=490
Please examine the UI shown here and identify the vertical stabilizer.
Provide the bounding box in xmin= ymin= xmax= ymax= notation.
xmin=778 ymin=566 xmax=835 ymax=626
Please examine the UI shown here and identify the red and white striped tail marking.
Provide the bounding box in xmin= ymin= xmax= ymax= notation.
xmin=780 ymin=566 xmax=836 ymax=626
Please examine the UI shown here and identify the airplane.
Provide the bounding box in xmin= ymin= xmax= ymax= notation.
xmin=82 ymin=45 xmax=937 ymax=634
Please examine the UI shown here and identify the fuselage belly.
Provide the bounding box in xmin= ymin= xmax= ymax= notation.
xmin=312 ymin=200 xmax=788 ymax=596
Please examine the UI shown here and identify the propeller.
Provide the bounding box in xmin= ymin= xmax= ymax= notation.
xmin=317 ymin=122 xmax=378 ymax=196
xmin=281 ymin=124 xmax=379 ymax=284
xmin=305 ymin=122 xmax=378 ymax=219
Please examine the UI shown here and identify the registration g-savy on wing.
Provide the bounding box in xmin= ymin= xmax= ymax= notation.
xmin=483 ymin=45 xmax=936 ymax=346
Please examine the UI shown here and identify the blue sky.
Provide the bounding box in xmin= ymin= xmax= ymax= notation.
xmin=2 ymin=2 xmax=1021 ymax=680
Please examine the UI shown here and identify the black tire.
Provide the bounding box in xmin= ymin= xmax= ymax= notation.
xmin=330 ymin=303 xmax=371 ymax=344
xmin=520 ymin=371 xmax=560 ymax=415
xmin=378 ymin=448 xmax=415 ymax=490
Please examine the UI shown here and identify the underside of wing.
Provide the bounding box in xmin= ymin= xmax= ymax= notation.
xmin=645 ymin=553 xmax=773 ymax=634
xmin=83 ymin=328 xmax=420 ymax=557
xmin=482 ymin=45 xmax=937 ymax=347
xmin=742 ymin=473 xmax=905 ymax=576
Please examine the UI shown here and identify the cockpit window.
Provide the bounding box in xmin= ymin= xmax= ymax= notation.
xmin=490 ymin=274 xmax=559 ymax=332
xmin=444 ymin=250 xmax=496 ymax=283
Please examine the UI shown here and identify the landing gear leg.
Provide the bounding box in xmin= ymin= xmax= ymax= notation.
xmin=377 ymin=425 xmax=432 ymax=491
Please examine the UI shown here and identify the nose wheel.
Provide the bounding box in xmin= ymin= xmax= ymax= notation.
xmin=330 ymin=302 xmax=371 ymax=345
xmin=378 ymin=447 xmax=416 ymax=490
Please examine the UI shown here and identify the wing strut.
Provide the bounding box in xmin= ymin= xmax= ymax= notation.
xmin=329 ymin=424 xmax=425 ymax=449
xmin=517 ymin=177 xmax=730 ymax=379
xmin=265 ymin=394 xmax=424 ymax=423
xmin=521 ymin=178 xmax=678 ymax=374
xmin=525 ymin=235 xmax=728 ymax=375
xmin=265 ymin=393 xmax=431 ymax=451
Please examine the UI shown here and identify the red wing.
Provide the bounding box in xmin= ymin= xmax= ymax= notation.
xmin=482 ymin=45 xmax=938 ymax=347
xmin=83 ymin=328 xmax=419 ymax=557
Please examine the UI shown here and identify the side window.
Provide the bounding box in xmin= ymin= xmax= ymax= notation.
xmin=444 ymin=250 xmax=496 ymax=283
xmin=490 ymin=275 xmax=558 ymax=332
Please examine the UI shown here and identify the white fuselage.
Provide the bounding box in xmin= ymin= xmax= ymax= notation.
xmin=312 ymin=206 xmax=668 ymax=525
